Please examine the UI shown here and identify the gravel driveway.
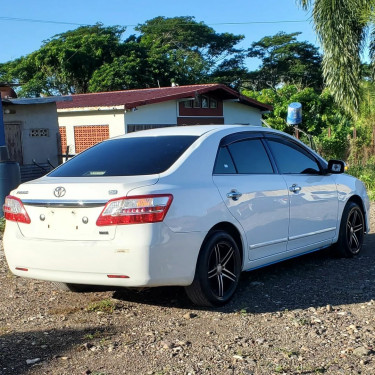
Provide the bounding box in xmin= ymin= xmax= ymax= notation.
xmin=1 ymin=205 xmax=375 ymax=375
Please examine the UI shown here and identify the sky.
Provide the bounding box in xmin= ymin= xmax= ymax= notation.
xmin=1 ymin=0 xmax=317 ymax=70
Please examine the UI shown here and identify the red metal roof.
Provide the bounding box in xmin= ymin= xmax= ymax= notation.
xmin=56 ymin=84 xmax=272 ymax=111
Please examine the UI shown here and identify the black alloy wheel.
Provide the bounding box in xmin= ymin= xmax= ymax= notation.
xmin=345 ymin=205 xmax=364 ymax=255
xmin=334 ymin=201 xmax=365 ymax=258
xmin=185 ymin=231 xmax=241 ymax=307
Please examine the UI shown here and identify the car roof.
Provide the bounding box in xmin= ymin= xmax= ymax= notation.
xmin=105 ymin=125 xmax=325 ymax=163
xmin=115 ymin=124 xmax=262 ymax=138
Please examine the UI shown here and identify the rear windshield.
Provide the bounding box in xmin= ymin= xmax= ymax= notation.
xmin=48 ymin=136 xmax=198 ymax=177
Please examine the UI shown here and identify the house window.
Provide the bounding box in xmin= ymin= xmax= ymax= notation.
xmin=30 ymin=128 xmax=49 ymax=137
xmin=201 ymin=96 xmax=209 ymax=108
xmin=184 ymin=100 xmax=193 ymax=108
xmin=193 ymin=96 xmax=201 ymax=108
xmin=127 ymin=124 xmax=175 ymax=133
xmin=210 ymin=98 xmax=217 ymax=109
xmin=74 ymin=125 xmax=109 ymax=153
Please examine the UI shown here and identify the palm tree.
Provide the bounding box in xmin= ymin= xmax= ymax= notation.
xmin=299 ymin=0 xmax=374 ymax=116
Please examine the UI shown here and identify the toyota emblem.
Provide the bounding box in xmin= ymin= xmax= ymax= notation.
xmin=54 ymin=186 xmax=66 ymax=198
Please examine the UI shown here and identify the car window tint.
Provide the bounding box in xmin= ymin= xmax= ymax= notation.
xmin=228 ymin=139 xmax=273 ymax=174
xmin=267 ymin=139 xmax=320 ymax=174
xmin=214 ymin=147 xmax=236 ymax=174
xmin=48 ymin=136 xmax=198 ymax=177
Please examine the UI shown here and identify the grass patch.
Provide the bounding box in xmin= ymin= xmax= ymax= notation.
xmin=86 ymin=299 xmax=116 ymax=313
xmin=0 ymin=217 xmax=5 ymax=234
xmin=274 ymin=364 xmax=287 ymax=373
xmin=49 ymin=306 xmax=82 ymax=315
xmin=278 ymin=347 xmax=300 ymax=358
xmin=0 ymin=326 xmax=11 ymax=334
xmin=84 ymin=331 xmax=104 ymax=340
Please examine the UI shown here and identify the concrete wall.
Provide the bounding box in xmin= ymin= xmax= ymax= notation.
xmin=223 ymin=102 xmax=262 ymax=126
xmin=124 ymin=101 xmax=178 ymax=129
xmin=58 ymin=108 xmax=125 ymax=154
xmin=4 ymin=102 xmax=60 ymax=166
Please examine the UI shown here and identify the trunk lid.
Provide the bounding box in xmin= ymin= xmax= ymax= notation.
xmin=14 ymin=175 xmax=158 ymax=241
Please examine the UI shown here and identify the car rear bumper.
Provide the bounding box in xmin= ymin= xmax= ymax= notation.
xmin=3 ymin=221 xmax=204 ymax=287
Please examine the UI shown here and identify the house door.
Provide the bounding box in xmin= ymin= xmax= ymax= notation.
xmin=5 ymin=122 xmax=23 ymax=164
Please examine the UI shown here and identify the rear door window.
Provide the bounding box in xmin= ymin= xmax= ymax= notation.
xmin=48 ymin=136 xmax=198 ymax=177
xmin=214 ymin=138 xmax=274 ymax=174
xmin=228 ymin=139 xmax=274 ymax=174
xmin=214 ymin=147 xmax=236 ymax=174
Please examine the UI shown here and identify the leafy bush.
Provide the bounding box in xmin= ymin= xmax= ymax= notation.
xmin=347 ymin=163 xmax=375 ymax=201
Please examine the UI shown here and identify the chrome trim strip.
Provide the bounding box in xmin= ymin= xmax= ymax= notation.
xmin=249 ymin=237 xmax=288 ymax=249
xmin=21 ymin=199 xmax=107 ymax=208
xmin=288 ymin=227 xmax=336 ymax=241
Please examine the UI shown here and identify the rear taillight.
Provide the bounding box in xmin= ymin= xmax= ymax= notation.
xmin=3 ymin=195 xmax=31 ymax=224
xmin=96 ymin=194 xmax=173 ymax=226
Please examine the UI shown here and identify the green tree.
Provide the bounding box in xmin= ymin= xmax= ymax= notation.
xmin=243 ymin=85 xmax=351 ymax=159
xmin=298 ymin=0 xmax=374 ymax=115
xmin=134 ymin=16 xmax=245 ymax=87
xmin=210 ymin=55 xmax=249 ymax=90
xmin=246 ymin=32 xmax=323 ymax=91
xmin=88 ymin=37 xmax=151 ymax=92
xmin=1 ymin=18 xmax=246 ymax=95
xmin=1 ymin=23 xmax=126 ymax=96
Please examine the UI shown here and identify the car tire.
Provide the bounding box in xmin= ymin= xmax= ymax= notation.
xmin=185 ymin=231 xmax=241 ymax=307
xmin=53 ymin=282 xmax=93 ymax=292
xmin=333 ymin=201 xmax=365 ymax=258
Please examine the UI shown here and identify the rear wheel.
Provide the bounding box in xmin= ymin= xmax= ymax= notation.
xmin=333 ymin=201 xmax=365 ymax=258
xmin=185 ymin=231 xmax=241 ymax=307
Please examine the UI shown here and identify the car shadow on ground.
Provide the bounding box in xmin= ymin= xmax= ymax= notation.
xmin=0 ymin=327 xmax=111 ymax=375
xmin=113 ymin=233 xmax=375 ymax=313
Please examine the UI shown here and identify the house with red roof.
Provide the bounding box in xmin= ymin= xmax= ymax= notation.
xmin=57 ymin=84 xmax=272 ymax=155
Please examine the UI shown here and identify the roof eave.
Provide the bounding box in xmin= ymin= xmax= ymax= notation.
xmin=124 ymin=84 xmax=272 ymax=112
xmin=3 ymin=96 xmax=72 ymax=105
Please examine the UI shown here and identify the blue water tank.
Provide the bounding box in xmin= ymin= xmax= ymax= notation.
xmin=287 ymin=102 xmax=302 ymax=125
xmin=0 ymin=161 xmax=21 ymax=216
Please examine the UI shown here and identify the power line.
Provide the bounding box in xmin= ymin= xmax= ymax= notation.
xmin=0 ymin=16 xmax=308 ymax=28
xmin=0 ymin=16 xmax=89 ymax=26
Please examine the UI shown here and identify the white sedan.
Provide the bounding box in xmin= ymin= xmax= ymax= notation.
xmin=3 ymin=125 xmax=370 ymax=306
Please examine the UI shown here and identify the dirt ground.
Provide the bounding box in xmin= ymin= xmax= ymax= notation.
xmin=1 ymin=205 xmax=375 ymax=375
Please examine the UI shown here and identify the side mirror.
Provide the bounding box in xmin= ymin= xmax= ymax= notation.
xmin=328 ymin=159 xmax=346 ymax=174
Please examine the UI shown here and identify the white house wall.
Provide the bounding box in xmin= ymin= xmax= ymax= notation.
xmin=57 ymin=100 xmax=264 ymax=154
xmin=223 ymin=102 xmax=262 ymax=126
xmin=58 ymin=109 xmax=125 ymax=154
xmin=124 ymin=101 xmax=177 ymax=129
xmin=4 ymin=103 xmax=60 ymax=165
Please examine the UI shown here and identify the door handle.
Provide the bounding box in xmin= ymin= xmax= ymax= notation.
xmin=227 ymin=189 xmax=242 ymax=201
xmin=289 ymin=184 xmax=301 ymax=193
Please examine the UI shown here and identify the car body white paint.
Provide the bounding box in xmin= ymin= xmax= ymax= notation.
xmin=3 ymin=125 xmax=371 ymax=289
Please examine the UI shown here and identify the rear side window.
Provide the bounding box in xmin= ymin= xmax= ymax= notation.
xmin=214 ymin=139 xmax=274 ymax=174
xmin=228 ymin=139 xmax=273 ymax=174
xmin=214 ymin=147 xmax=236 ymax=174
xmin=48 ymin=136 xmax=198 ymax=177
